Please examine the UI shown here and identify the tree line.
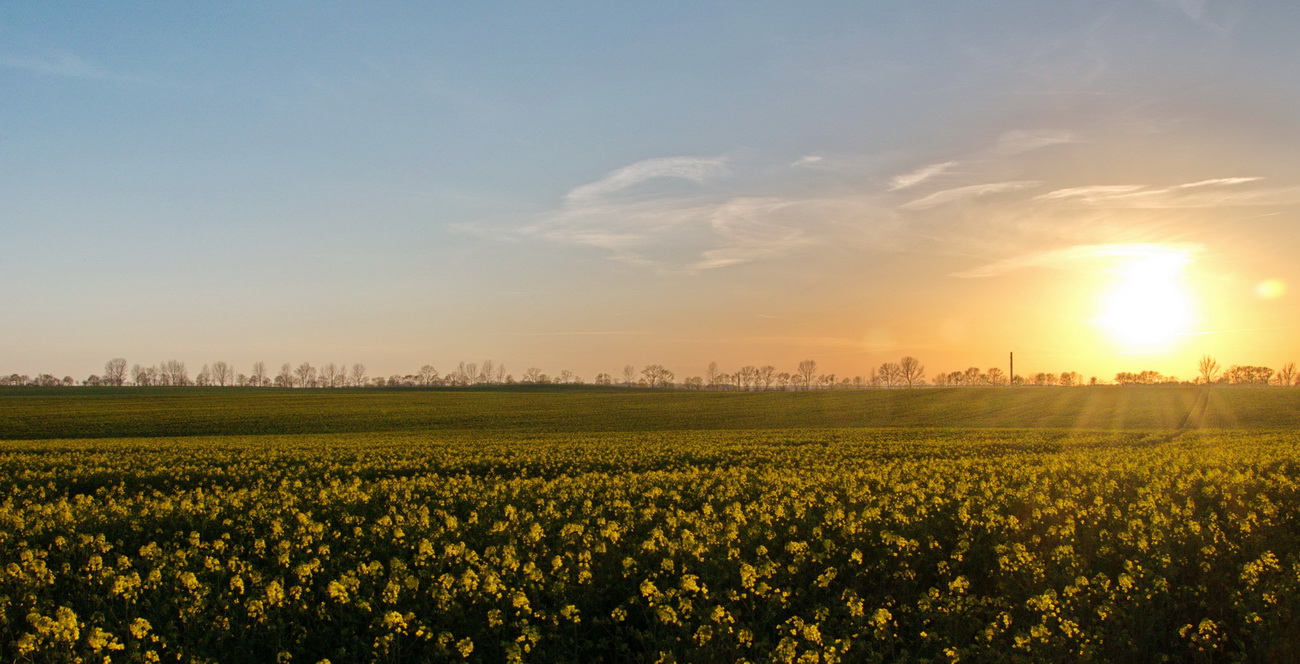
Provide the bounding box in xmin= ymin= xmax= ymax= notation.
xmin=3 ymin=354 xmax=1297 ymax=389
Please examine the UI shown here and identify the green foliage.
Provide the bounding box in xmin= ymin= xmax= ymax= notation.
xmin=3 ymin=428 xmax=1300 ymax=662
xmin=2 ymin=386 xmax=1298 ymax=440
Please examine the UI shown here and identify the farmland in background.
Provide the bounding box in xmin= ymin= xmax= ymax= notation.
xmin=1 ymin=385 xmax=1297 ymax=440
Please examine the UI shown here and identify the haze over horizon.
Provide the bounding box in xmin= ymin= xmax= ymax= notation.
xmin=4 ymin=2 xmax=1298 ymax=382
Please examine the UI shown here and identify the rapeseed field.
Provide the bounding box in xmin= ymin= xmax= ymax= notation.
xmin=3 ymin=427 xmax=1299 ymax=662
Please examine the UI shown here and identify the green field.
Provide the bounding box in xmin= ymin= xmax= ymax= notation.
xmin=2 ymin=385 xmax=1297 ymax=440
xmin=3 ymin=388 xmax=1300 ymax=662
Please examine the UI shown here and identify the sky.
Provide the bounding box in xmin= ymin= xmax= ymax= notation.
xmin=3 ymin=1 xmax=1299 ymax=383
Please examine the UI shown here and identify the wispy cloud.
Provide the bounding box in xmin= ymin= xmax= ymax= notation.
xmin=955 ymin=243 xmax=1204 ymax=278
xmin=515 ymin=155 xmax=864 ymax=273
xmin=994 ymin=129 xmax=1079 ymax=155
xmin=1 ymin=50 xmax=141 ymax=82
xmin=564 ymin=156 xmax=728 ymax=207
xmin=1176 ymin=177 xmax=1262 ymax=189
xmin=694 ymin=198 xmax=810 ymax=270
xmin=1035 ymin=185 xmax=1148 ymax=202
xmin=888 ymin=161 xmax=957 ymax=191
xmin=1153 ymin=0 xmax=1229 ymax=31
xmin=900 ymin=181 xmax=1041 ymax=210
xmin=1035 ymin=178 xmax=1297 ymax=208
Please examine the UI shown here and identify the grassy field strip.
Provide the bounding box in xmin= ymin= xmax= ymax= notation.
xmin=2 ymin=387 xmax=1297 ymax=440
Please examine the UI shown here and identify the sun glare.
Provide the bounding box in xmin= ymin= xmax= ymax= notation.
xmin=1094 ymin=246 xmax=1196 ymax=351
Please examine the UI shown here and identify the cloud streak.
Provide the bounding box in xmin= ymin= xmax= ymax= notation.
xmin=888 ymin=161 xmax=957 ymax=191
xmin=564 ymin=156 xmax=728 ymax=207
xmin=517 ymin=153 xmax=904 ymax=272
xmin=1 ymin=50 xmax=142 ymax=82
xmin=994 ymin=129 xmax=1079 ymax=155
xmin=1034 ymin=178 xmax=1298 ymax=208
xmin=900 ymin=181 xmax=1041 ymax=210
xmin=955 ymin=243 xmax=1204 ymax=278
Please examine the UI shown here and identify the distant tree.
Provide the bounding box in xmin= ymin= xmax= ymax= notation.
xmin=195 ymin=365 xmax=211 ymax=386
xmin=985 ymin=367 xmax=1006 ymax=386
xmin=736 ymin=366 xmax=756 ymax=391
xmin=1115 ymin=371 xmax=1170 ymax=386
xmin=797 ymin=360 xmax=818 ymax=390
xmin=350 ymin=363 xmax=367 ymax=387
xmin=878 ymin=362 xmax=901 ymax=387
xmin=1224 ymin=365 xmax=1274 ymax=386
xmin=1275 ymin=362 xmax=1297 ymax=387
xmin=320 ymin=363 xmax=339 ymax=388
xmin=276 ymin=363 xmax=296 ymax=388
xmin=251 ymin=361 xmax=268 ymax=387
xmin=103 ymin=358 xmax=127 ymax=386
xmin=963 ymin=367 xmax=982 ymax=385
xmin=1198 ymin=355 xmax=1221 ymax=385
xmin=208 ymin=361 xmax=230 ymax=386
xmin=160 ymin=360 xmax=188 ymax=386
xmin=523 ymin=367 xmax=543 ymax=384
xmin=1059 ymin=371 xmax=1079 ymax=387
xmin=447 ymin=362 xmax=472 ymax=386
xmin=706 ymin=362 xmax=721 ymax=390
xmin=758 ymin=365 xmax=776 ymax=390
xmin=593 ymin=372 xmax=613 ymax=386
xmin=418 ymin=365 xmax=438 ymax=386
xmin=623 ymin=365 xmax=636 ymax=387
xmin=84 ymin=375 xmax=102 ymax=386
xmin=899 ymin=356 xmax=925 ymax=387
xmin=295 ymin=362 xmax=316 ymax=388
xmin=641 ymin=364 xmax=673 ymax=388
xmin=558 ymin=369 xmax=576 ymax=384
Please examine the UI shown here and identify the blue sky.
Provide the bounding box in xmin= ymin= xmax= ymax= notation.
xmin=4 ymin=2 xmax=1298 ymax=382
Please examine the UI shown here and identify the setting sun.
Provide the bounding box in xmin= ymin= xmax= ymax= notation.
xmin=1094 ymin=246 xmax=1197 ymax=351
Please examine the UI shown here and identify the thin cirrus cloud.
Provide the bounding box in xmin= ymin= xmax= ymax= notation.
xmin=1035 ymin=178 xmax=1300 ymax=208
xmin=887 ymin=161 xmax=958 ymax=191
xmin=1 ymin=49 xmax=140 ymax=82
xmin=955 ymin=243 xmax=1204 ymax=279
xmin=900 ymin=181 xmax=1042 ymax=210
xmin=993 ymin=129 xmax=1079 ymax=156
xmin=520 ymin=155 xmax=828 ymax=273
xmin=562 ymin=156 xmax=729 ymax=207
